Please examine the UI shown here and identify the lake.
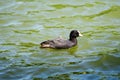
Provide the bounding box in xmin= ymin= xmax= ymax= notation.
xmin=0 ymin=0 xmax=120 ymax=80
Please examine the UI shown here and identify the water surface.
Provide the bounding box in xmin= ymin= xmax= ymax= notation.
xmin=0 ymin=0 xmax=120 ymax=80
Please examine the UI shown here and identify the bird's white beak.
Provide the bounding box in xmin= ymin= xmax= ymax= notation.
xmin=78 ymin=31 xmax=83 ymax=37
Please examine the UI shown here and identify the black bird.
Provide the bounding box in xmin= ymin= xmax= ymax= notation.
xmin=40 ymin=30 xmax=83 ymax=49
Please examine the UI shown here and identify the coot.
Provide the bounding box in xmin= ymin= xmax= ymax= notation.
xmin=40 ymin=30 xmax=83 ymax=49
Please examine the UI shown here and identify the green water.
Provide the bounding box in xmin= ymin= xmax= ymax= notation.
xmin=0 ymin=0 xmax=120 ymax=80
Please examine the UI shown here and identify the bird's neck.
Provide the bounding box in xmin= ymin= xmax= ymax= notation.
xmin=69 ymin=38 xmax=77 ymax=43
